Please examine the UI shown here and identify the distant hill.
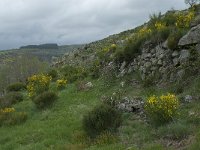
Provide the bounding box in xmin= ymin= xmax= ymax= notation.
xmin=20 ymin=43 xmax=59 ymax=49
xmin=0 ymin=44 xmax=84 ymax=63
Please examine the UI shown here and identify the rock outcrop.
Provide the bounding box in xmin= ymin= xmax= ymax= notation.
xmin=178 ymin=24 xmax=200 ymax=46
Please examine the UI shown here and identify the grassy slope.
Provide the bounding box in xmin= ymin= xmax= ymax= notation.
xmin=0 ymin=78 xmax=200 ymax=150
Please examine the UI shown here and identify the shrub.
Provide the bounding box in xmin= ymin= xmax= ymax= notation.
xmin=145 ymin=93 xmax=179 ymax=125
xmin=27 ymin=74 xmax=52 ymax=98
xmin=47 ymin=69 xmax=58 ymax=81
xmin=6 ymin=82 xmax=26 ymax=92
xmin=56 ymin=79 xmax=67 ymax=90
xmin=82 ymin=104 xmax=122 ymax=138
xmin=60 ymin=65 xmax=87 ymax=83
xmin=0 ymin=92 xmax=24 ymax=108
xmin=175 ymin=10 xmax=195 ymax=28
xmin=162 ymin=11 xmax=177 ymax=26
xmin=157 ymin=122 xmax=191 ymax=140
xmin=167 ymin=30 xmax=186 ymax=50
xmin=115 ymin=27 xmax=152 ymax=63
xmin=150 ymin=26 xmax=170 ymax=44
xmin=89 ymin=60 xmax=101 ymax=79
xmin=0 ymin=108 xmax=27 ymax=126
xmin=33 ymin=91 xmax=58 ymax=109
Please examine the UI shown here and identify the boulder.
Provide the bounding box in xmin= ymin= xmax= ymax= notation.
xmin=178 ymin=24 xmax=200 ymax=46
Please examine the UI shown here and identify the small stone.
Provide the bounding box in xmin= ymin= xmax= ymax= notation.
xmin=120 ymin=61 xmax=126 ymax=71
xmin=85 ymin=82 xmax=93 ymax=88
xmin=158 ymin=53 xmax=165 ymax=59
xmin=177 ymin=69 xmax=185 ymax=79
xmin=145 ymin=62 xmax=151 ymax=68
xmin=157 ymin=60 xmax=162 ymax=65
xmin=172 ymin=51 xmax=179 ymax=57
xmin=173 ymin=58 xmax=179 ymax=66
xmin=184 ymin=95 xmax=193 ymax=103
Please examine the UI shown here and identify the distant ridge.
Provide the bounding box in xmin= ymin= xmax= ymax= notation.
xmin=20 ymin=43 xmax=58 ymax=49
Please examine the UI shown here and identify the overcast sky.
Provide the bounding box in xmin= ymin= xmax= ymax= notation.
xmin=0 ymin=0 xmax=187 ymax=50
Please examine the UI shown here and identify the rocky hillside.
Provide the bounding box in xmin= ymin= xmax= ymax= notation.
xmin=53 ymin=6 xmax=200 ymax=86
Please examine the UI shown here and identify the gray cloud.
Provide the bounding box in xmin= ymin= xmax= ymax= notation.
xmin=0 ymin=0 xmax=187 ymax=50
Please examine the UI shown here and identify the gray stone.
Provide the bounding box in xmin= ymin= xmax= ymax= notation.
xmin=173 ymin=58 xmax=179 ymax=66
xmin=157 ymin=60 xmax=162 ymax=65
xmin=147 ymin=53 xmax=152 ymax=58
xmin=120 ymin=61 xmax=126 ymax=71
xmin=85 ymin=82 xmax=93 ymax=88
xmin=162 ymin=40 xmax=168 ymax=49
xmin=177 ymin=69 xmax=185 ymax=79
xmin=116 ymin=97 xmax=144 ymax=113
xmin=179 ymin=50 xmax=190 ymax=63
xmin=184 ymin=95 xmax=193 ymax=103
xmin=151 ymin=48 xmax=156 ymax=54
xmin=158 ymin=53 xmax=165 ymax=59
xmin=151 ymin=58 xmax=157 ymax=65
xmin=172 ymin=51 xmax=179 ymax=57
xmin=128 ymin=67 xmax=134 ymax=73
xmin=196 ymin=44 xmax=200 ymax=54
xmin=178 ymin=24 xmax=200 ymax=46
xmin=170 ymin=73 xmax=175 ymax=82
xmin=145 ymin=62 xmax=151 ymax=68
xmin=151 ymin=66 xmax=158 ymax=71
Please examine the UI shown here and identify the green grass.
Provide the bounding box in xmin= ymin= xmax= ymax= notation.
xmin=0 ymin=78 xmax=200 ymax=150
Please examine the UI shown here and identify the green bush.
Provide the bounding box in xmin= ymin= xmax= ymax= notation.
xmin=167 ymin=29 xmax=186 ymax=50
xmin=60 ymin=65 xmax=87 ymax=83
xmin=6 ymin=82 xmax=26 ymax=92
xmin=150 ymin=27 xmax=170 ymax=45
xmin=162 ymin=11 xmax=177 ymax=26
xmin=82 ymin=104 xmax=122 ymax=138
xmin=122 ymin=36 xmax=146 ymax=63
xmin=47 ymin=69 xmax=58 ymax=81
xmin=0 ymin=108 xmax=27 ymax=126
xmin=0 ymin=92 xmax=24 ymax=108
xmin=33 ymin=91 xmax=58 ymax=109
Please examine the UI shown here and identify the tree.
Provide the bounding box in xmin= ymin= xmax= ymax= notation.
xmin=185 ymin=0 xmax=200 ymax=7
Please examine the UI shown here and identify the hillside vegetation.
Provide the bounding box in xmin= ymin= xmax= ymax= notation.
xmin=1 ymin=4 xmax=200 ymax=150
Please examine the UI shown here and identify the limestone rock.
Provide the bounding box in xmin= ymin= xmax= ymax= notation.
xmin=117 ymin=97 xmax=144 ymax=113
xmin=85 ymin=82 xmax=93 ymax=88
xmin=172 ymin=51 xmax=179 ymax=57
xmin=184 ymin=95 xmax=193 ymax=103
xmin=179 ymin=50 xmax=190 ymax=63
xmin=173 ymin=58 xmax=179 ymax=66
xmin=157 ymin=60 xmax=163 ymax=65
xmin=178 ymin=24 xmax=200 ymax=46
xmin=196 ymin=44 xmax=200 ymax=54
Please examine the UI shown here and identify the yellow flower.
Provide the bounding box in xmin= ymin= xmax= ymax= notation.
xmin=27 ymin=74 xmax=52 ymax=98
xmin=145 ymin=93 xmax=179 ymax=123
xmin=1 ymin=107 xmax=15 ymax=113
xmin=56 ymin=79 xmax=67 ymax=89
